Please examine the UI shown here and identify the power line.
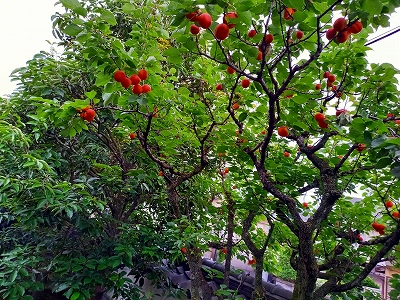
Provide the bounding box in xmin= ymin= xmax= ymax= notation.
xmin=365 ymin=26 xmax=400 ymax=46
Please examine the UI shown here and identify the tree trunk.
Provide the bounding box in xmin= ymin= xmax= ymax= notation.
xmin=187 ymin=250 xmax=214 ymax=300
xmin=252 ymin=255 xmax=266 ymax=300
xmin=223 ymin=193 xmax=235 ymax=285
xmin=291 ymin=225 xmax=318 ymax=300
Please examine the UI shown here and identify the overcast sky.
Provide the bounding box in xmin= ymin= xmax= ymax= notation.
xmin=0 ymin=2 xmax=399 ymax=97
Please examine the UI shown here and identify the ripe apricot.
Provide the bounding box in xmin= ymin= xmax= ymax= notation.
xmin=84 ymin=109 xmax=96 ymax=122
xmin=197 ymin=13 xmax=212 ymax=29
xmin=190 ymin=24 xmax=200 ymax=35
xmin=114 ymin=70 xmax=126 ymax=82
xmin=283 ymin=8 xmax=296 ymax=20
xmin=232 ymin=102 xmax=240 ymax=110
xmin=185 ymin=12 xmax=198 ymax=22
xmin=296 ymin=30 xmax=304 ymax=39
xmin=256 ymin=51 xmax=262 ymax=60
xmin=315 ymin=83 xmax=321 ymax=90
xmin=130 ymin=74 xmax=141 ymax=85
xmin=121 ymin=78 xmax=132 ymax=88
xmin=349 ymin=20 xmax=362 ymax=34
xmin=356 ymin=143 xmax=366 ymax=152
xmin=314 ymin=113 xmax=325 ymax=122
xmin=385 ymin=200 xmax=394 ymax=208
xmin=277 ymin=126 xmax=289 ymax=137
xmin=284 ymin=151 xmax=290 ymax=157
xmin=326 ymin=28 xmax=336 ymax=40
xmin=393 ymin=211 xmax=400 ymax=218
xmin=248 ymin=29 xmax=257 ymax=38
xmin=302 ymin=202 xmax=309 ymax=208
xmin=223 ymin=12 xmax=238 ymax=29
xmin=265 ymin=34 xmax=274 ymax=43
xmin=333 ymin=18 xmax=347 ymax=32
xmin=216 ymin=83 xmax=223 ymax=90
xmin=138 ymin=69 xmax=148 ymax=81
xmin=158 ymin=171 xmax=163 ymax=177
xmin=132 ymin=84 xmax=143 ymax=95
xmin=336 ymin=31 xmax=349 ymax=43
xmin=317 ymin=119 xmax=329 ymax=128
xmin=129 ymin=133 xmax=136 ymax=139
xmin=227 ymin=66 xmax=235 ymax=74
xmin=327 ymin=74 xmax=336 ymax=83
xmin=142 ymin=84 xmax=151 ymax=93
xmin=241 ymin=78 xmax=250 ymax=88
xmin=323 ymin=71 xmax=330 ymax=78
xmin=214 ymin=23 xmax=230 ymax=40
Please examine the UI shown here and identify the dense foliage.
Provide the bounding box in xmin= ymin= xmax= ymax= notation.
xmin=1 ymin=0 xmax=400 ymax=299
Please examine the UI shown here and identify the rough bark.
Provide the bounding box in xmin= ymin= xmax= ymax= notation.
xmin=252 ymin=255 xmax=266 ymax=300
xmin=291 ymin=223 xmax=319 ymax=300
xmin=187 ymin=250 xmax=214 ymax=300
xmin=223 ymin=192 xmax=235 ymax=285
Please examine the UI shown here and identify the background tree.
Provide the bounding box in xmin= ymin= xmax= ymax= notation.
xmin=1 ymin=0 xmax=400 ymax=300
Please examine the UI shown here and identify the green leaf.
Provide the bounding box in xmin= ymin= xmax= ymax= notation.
xmin=63 ymin=24 xmax=83 ymax=36
xmin=376 ymin=157 xmax=392 ymax=169
xmin=9 ymin=270 xmax=18 ymax=282
xmin=85 ymin=91 xmax=96 ymax=100
xmin=238 ymin=112 xmax=248 ymax=122
xmin=71 ymin=292 xmax=80 ymax=300
xmin=60 ymin=0 xmax=81 ymax=10
xmin=362 ymin=0 xmax=383 ymax=15
xmin=101 ymin=10 xmax=117 ymax=25
xmin=73 ymin=7 xmax=87 ymax=17
xmin=122 ymin=3 xmax=135 ymax=13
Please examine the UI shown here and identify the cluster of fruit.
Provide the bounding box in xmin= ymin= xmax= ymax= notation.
xmin=326 ymin=17 xmax=363 ymax=43
xmin=113 ymin=69 xmax=151 ymax=95
xmin=78 ymin=105 xmax=96 ymax=122
xmin=385 ymin=200 xmax=400 ymax=218
xmin=314 ymin=112 xmax=329 ymax=129
xmin=372 ymin=222 xmax=386 ymax=235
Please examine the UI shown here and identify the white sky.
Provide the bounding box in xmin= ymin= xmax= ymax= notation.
xmin=0 ymin=2 xmax=399 ymax=97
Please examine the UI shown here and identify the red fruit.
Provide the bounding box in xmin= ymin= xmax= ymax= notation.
xmin=349 ymin=20 xmax=363 ymax=34
xmin=357 ymin=234 xmax=363 ymax=242
xmin=256 ymin=51 xmax=262 ymax=60
xmin=114 ymin=70 xmax=126 ymax=82
xmin=395 ymin=120 xmax=400 ymax=125
xmin=265 ymin=34 xmax=274 ymax=43
xmin=333 ymin=18 xmax=347 ymax=32
xmin=190 ymin=24 xmax=200 ymax=35
xmin=158 ymin=171 xmax=163 ymax=177
xmin=392 ymin=211 xmax=400 ymax=218
xmin=296 ymin=30 xmax=304 ymax=39
xmin=130 ymin=74 xmax=141 ymax=85
xmin=336 ymin=30 xmax=350 ymax=43
xmin=317 ymin=119 xmax=329 ymax=128
xmin=220 ymin=248 xmax=227 ymax=254
xmin=181 ymin=247 xmax=187 ymax=253
xmin=214 ymin=23 xmax=230 ymax=40
xmin=315 ymin=83 xmax=321 ymax=90
xmin=248 ymin=259 xmax=256 ymax=265
xmin=260 ymin=130 xmax=266 ymax=135
xmin=385 ymin=200 xmax=394 ymax=208
xmin=224 ymin=167 xmax=229 ymax=174
xmin=79 ymin=112 xmax=86 ymax=119
xmin=84 ymin=109 xmax=96 ymax=122
xmin=378 ymin=229 xmax=385 ymax=235
xmin=326 ymin=28 xmax=337 ymax=40
xmin=216 ymin=83 xmax=223 ymax=90
xmin=356 ymin=143 xmax=366 ymax=152
xmin=277 ymin=126 xmax=289 ymax=137
xmin=387 ymin=113 xmax=394 ymax=118
xmin=223 ymin=12 xmax=238 ymax=29
xmin=331 ymin=85 xmax=337 ymax=91
xmin=241 ymin=78 xmax=250 ymax=88
xmin=82 ymin=105 xmax=91 ymax=112
xmin=197 ymin=13 xmax=212 ymax=29
xmin=137 ymin=69 xmax=148 ymax=81
xmin=327 ymin=74 xmax=336 ymax=83
xmin=232 ymin=102 xmax=240 ymax=110
xmin=302 ymin=202 xmax=309 ymax=208
xmin=336 ymin=109 xmax=347 ymax=116
xmin=142 ymin=84 xmax=151 ymax=93
xmin=185 ymin=12 xmax=198 ymax=22
xmin=121 ymin=77 xmax=132 ymax=89
xmin=132 ymin=84 xmax=143 ymax=95
xmin=227 ymin=66 xmax=235 ymax=74
xmin=248 ymin=29 xmax=257 ymax=38
xmin=314 ymin=113 xmax=325 ymax=122
xmin=129 ymin=133 xmax=136 ymax=139
xmin=283 ymin=8 xmax=296 ymax=20
xmin=284 ymin=151 xmax=290 ymax=157
xmin=323 ymin=71 xmax=330 ymax=78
